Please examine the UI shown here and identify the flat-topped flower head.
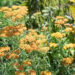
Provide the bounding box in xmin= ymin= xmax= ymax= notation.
xmin=19 ymin=29 xmax=49 ymax=53
xmin=0 ymin=24 xmax=27 ymax=37
xmin=63 ymin=43 xmax=75 ymax=49
xmin=62 ymin=57 xmax=73 ymax=65
xmin=0 ymin=5 xmax=28 ymax=22
xmin=40 ymin=71 xmax=51 ymax=75
xmin=51 ymin=32 xmax=66 ymax=39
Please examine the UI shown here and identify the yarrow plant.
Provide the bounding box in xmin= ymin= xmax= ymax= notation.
xmin=0 ymin=5 xmax=28 ymax=22
xmin=0 ymin=1 xmax=75 ymax=75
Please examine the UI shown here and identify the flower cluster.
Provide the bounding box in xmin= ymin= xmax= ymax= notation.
xmin=51 ymin=32 xmax=66 ymax=39
xmin=65 ymin=27 xmax=75 ymax=34
xmin=63 ymin=43 xmax=75 ymax=49
xmin=0 ymin=5 xmax=28 ymax=21
xmin=15 ymin=69 xmax=36 ymax=75
xmin=16 ymin=60 xmax=31 ymax=71
xmin=12 ymin=59 xmax=36 ymax=75
xmin=54 ymin=16 xmax=69 ymax=27
xmin=65 ymin=27 xmax=72 ymax=32
xmin=15 ymin=70 xmax=51 ymax=75
xmin=5 ymin=52 xmax=19 ymax=59
xmin=0 ymin=4 xmax=74 ymax=75
xmin=4 ymin=48 xmax=35 ymax=75
xmin=28 ymin=70 xmax=36 ymax=75
xmin=5 ymin=49 xmax=20 ymax=59
xmin=40 ymin=71 xmax=51 ymax=75
xmin=54 ymin=16 xmax=75 ymax=35
xmin=15 ymin=71 xmax=26 ymax=75
xmin=19 ymin=29 xmax=49 ymax=53
xmin=49 ymin=42 xmax=58 ymax=48
xmin=0 ymin=47 xmax=10 ymax=57
xmin=0 ymin=24 xmax=27 ymax=37
xmin=62 ymin=57 xmax=73 ymax=65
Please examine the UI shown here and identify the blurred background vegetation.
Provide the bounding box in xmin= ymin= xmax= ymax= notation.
xmin=0 ymin=0 xmax=74 ymax=30
xmin=0 ymin=0 xmax=69 ymax=13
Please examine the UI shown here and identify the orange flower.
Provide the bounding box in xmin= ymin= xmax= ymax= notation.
xmin=39 ymin=47 xmax=50 ymax=53
xmin=64 ymin=24 xmax=71 ymax=27
xmin=11 ymin=16 xmax=16 ymax=22
xmin=49 ymin=42 xmax=57 ymax=48
xmin=13 ymin=54 xmax=19 ymax=59
xmin=40 ymin=71 xmax=51 ymax=75
xmin=62 ymin=58 xmax=73 ymax=65
xmin=19 ymin=29 xmax=49 ymax=53
xmin=22 ymin=60 xmax=31 ymax=66
xmin=5 ymin=53 xmax=19 ymax=59
xmin=25 ymin=44 xmax=33 ymax=53
xmin=12 ymin=62 xmax=19 ymax=66
xmin=56 ymin=16 xmax=64 ymax=19
xmin=65 ymin=27 xmax=72 ymax=32
xmin=0 ymin=24 xmax=27 ymax=37
xmin=40 ymin=71 xmax=47 ymax=75
xmin=55 ymin=20 xmax=64 ymax=25
xmin=0 ymin=7 xmax=9 ymax=11
xmin=28 ymin=70 xmax=36 ymax=75
xmin=0 ymin=5 xmax=28 ymax=21
xmin=27 ymin=62 xmax=31 ymax=66
xmin=17 ymin=65 xmax=24 ymax=71
xmin=0 ymin=52 xmax=4 ymax=57
xmin=15 ymin=71 xmax=26 ymax=75
xmin=63 ymin=43 xmax=75 ymax=49
xmin=12 ymin=5 xmax=19 ymax=9
xmin=47 ymin=72 xmax=51 ymax=75
xmin=0 ymin=47 xmax=10 ymax=53
xmin=5 ymin=53 xmax=11 ymax=59
xmin=13 ymin=50 xmax=20 ymax=54
xmin=51 ymin=32 xmax=65 ymax=39
xmin=0 ymin=33 xmax=6 ymax=37
xmin=64 ymin=19 xmax=69 ymax=22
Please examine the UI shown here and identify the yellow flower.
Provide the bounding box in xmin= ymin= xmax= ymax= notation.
xmin=64 ymin=18 xmax=69 ymax=22
xmin=39 ymin=47 xmax=50 ymax=53
xmin=0 ymin=7 xmax=9 ymax=11
xmin=64 ymin=24 xmax=71 ymax=27
xmin=51 ymin=32 xmax=65 ymax=39
xmin=55 ymin=20 xmax=64 ymax=25
xmin=63 ymin=43 xmax=75 ymax=49
xmin=49 ymin=42 xmax=57 ymax=48
xmin=12 ymin=5 xmax=19 ymax=9
xmin=56 ymin=16 xmax=64 ymax=19
xmin=22 ymin=60 xmax=31 ymax=66
xmin=65 ymin=27 xmax=72 ymax=32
